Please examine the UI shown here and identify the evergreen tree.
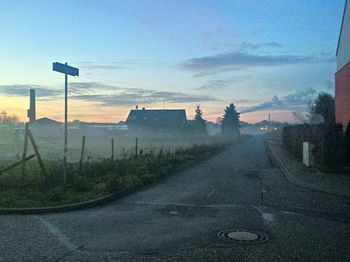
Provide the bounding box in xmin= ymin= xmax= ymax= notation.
xmin=193 ymin=105 xmax=208 ymax=135
xmin=221 ymin=103 xmax=240 ymax=138
xmin=311 ymin=92 xmax=335 ymax=125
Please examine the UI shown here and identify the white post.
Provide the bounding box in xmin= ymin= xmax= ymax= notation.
xmin=303 ymin=142 xmax=314 ymax=167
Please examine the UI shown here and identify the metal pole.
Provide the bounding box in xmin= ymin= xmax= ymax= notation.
xmin=63 ymin=65 xmax=68 ymax=184
xmin=53 ymin=61 xmax=79 ymax=184
xmin=79 ymin=136 xmax=86 ymax=174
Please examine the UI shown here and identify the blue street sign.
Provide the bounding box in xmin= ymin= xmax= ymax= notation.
xmin=53 ymin=62 xmax=79 ymax=76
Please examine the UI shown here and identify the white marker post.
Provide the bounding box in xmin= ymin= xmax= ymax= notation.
xmin=53 ymin=62 xmax=79 ymax=183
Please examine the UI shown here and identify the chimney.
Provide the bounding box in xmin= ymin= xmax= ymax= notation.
xmin=28 ymin=89 xmax=36 ymax=123
xmin=142 ymin=107 xmax=145 ymax=110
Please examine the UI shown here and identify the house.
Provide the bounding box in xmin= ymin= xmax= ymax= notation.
xmin=126 ymin=108 xmax=187 ymax=137
xmin=32 ymin=117 xmax=62 ymax=127
xmin=30 ymin=117 xmax=63 ymax=137
xmin=336 ymin=0 xmax=350 ymax=129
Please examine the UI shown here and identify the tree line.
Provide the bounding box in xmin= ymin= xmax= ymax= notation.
xmin=191 ymin=103 xmax=240 ymax=138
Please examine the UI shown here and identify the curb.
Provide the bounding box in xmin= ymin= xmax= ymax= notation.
xmin=0 ymin=192 xmax=120 ymax=215
xmin=266 ymin=142 xmax=350 ymax=198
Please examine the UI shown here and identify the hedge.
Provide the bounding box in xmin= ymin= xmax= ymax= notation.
xmin=282 ymin=123 xmax=348 ymax=171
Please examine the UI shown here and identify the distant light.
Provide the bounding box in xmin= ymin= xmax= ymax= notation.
xmin=274 ymin=127 xmax=277 ymax=130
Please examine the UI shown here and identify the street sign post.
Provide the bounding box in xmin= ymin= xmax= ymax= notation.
xmin=53 ymin=62 xmax=79 ymax=76
xmin=53 ymin=62 xmax=79 ymax=183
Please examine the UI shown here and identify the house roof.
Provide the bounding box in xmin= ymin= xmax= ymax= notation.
xmin=34 ymin=117 xmax=62 ymax=125
xmin=336 ymin=0 xmax=349 ymax=56
xmin=126 ymin=109 xmax=187 ymax=127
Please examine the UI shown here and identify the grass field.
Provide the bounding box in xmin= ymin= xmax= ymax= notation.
xmin=0 ymin=126 xmax=227 ymax=168
xmin=0 ymin=125 xmax=234 ymax=208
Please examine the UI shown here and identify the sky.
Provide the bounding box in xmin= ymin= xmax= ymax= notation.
xmin=0 ymin=0 xmax=346 ymax=123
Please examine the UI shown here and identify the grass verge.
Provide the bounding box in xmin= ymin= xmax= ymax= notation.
xmin=0 ymin=143 xmax=228 ymax=208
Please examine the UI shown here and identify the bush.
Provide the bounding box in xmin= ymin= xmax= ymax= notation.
xmin=322 ymin=124 xmax=344 ymax=169
xmin=345 ymin=122 xmax=350 ymax=166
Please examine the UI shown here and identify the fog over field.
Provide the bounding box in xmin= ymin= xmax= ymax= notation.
xmin=0 ymin=122 xmax=230 ymax=169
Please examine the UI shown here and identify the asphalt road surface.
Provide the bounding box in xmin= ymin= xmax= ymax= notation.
xmin=1 ymin=137 xmax=349 ymax=261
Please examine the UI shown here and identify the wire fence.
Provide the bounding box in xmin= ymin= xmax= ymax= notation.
xmin=0 ymin=126 xmax=219 ymax=168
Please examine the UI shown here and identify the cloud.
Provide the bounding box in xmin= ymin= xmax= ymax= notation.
xmin=195 ymin=79 xmax=233 ymax=90
xmin=194 ymin=75 xmax=252 ymax=90
xmin=0 ymin=85 xmax=61 ymax=100
xmin=68 ymin=82 xmax=121 ymax=95
xmin=240 ymin=88 xmax=317 ymax=114
xmin=71 ymin=88 xmax=218 ymax=106
xmin=180 ymin=51 xmax=333 ymax=77
xmin=240 ymin=42 xmax=283 ymax=50
xmin=241 ymin=95 xmax=283 ymax=114
xmin=67 ymin=82 xmax=219 ymax=105
xmin=149 ymin=91 xmax=217 ymax=103
xmin=78 ymin=60 xmax=171 ymax=71
xmin=283 ymin=88 xmax=317 ymax=105
xmin=235 ymin=98 xmax=265 ymax=104
xmin=0 ymin=82 xmax=217 ymax=106
xmin=78 ymin=61 xmax=129 ymax=70
xmin=210 ymin=41 xmax=283 ymax=52
xmin=0 ymin=83 xmax=120 ymax=98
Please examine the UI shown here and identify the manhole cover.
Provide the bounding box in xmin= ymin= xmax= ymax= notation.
xmin=217 ymin=229 xmax=269 ymax=244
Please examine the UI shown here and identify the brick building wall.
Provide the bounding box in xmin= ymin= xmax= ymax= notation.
xmin=336 ymin=0 xmax=350 ymax=130
xmin=335 ymin=62 xmax=350 ymax=129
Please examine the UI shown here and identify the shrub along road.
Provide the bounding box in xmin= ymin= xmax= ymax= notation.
xmin=1 ymin=137 xmax=350 ymax=261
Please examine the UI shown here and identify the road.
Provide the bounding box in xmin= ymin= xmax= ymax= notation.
xmin=1 ymin=137 xmax=350 ymax=261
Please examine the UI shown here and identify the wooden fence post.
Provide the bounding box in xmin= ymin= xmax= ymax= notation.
xmin=111 ymin=139 xmax=114 ymax=163
xmin=1 ymin=154 xmax=36 ymax=176
xmin=21 ymin=123 xmax=29 ymax=178
xmin=135 ymin=137 xmax=138 ymax=157
xmin=111 ymin=138 xmax=115 ymax=175
xmin=27 ymin=129 xmax=47 ymax=175
xmin=79 ymin=136 xmax=86 ymax=174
